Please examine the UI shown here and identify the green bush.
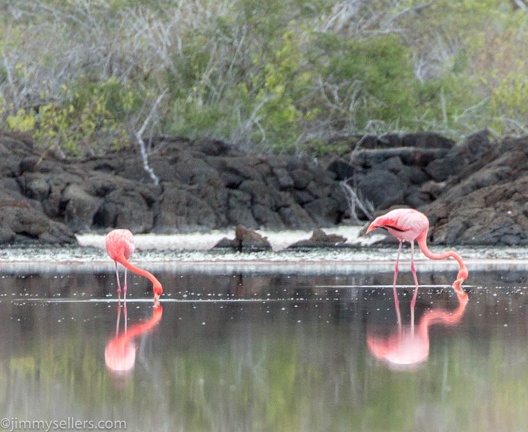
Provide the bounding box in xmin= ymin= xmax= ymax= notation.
xmin=313 ymin=34 xmax=417 ymax=126
xmin=6 ymin=77 xmax=138 ymax=156
xmin=3 ymin=0 xmax=528 ymax=156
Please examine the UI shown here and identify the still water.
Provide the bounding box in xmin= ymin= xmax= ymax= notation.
xmin=1 ymin=265 xmax=528 ymax=432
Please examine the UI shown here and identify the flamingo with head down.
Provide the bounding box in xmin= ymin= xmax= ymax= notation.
xmin=366 ymin=208 xmax=468 ymax=315
xmin=367 ymin=209 xmax=468 ymax=294
xmin=105 ymin=229 xmax=163 ymax=306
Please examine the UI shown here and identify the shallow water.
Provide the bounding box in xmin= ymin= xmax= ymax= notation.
xmin=1 ymin=264 xmax=528 ymax=432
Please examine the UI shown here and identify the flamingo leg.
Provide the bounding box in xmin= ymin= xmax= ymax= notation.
xmin=114 ymin=261 xmax=122 ymax=295
xmin=114 ymin=261 xmax=124 ymax=334
xmin=393 ymin=240 xmax=402 ymax=326
xmin=123 ymin=267 xmax=128 ymax=303
xmin=410 ymin=241 xmax=420 ymax=328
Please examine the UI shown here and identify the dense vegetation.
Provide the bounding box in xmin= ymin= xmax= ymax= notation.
xmin=1 ymin=0 xmax=527 ymax=156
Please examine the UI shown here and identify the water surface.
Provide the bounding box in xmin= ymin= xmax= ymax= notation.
xmin=1 ymin=265 xmax=527 ymax=432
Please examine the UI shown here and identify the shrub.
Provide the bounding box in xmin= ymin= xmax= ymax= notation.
xmin=2 ymin=0 xmax=528 ymax=156
xmin=6 ymin=77 xmax=138 ymax=156
xmin=313 ymin=34 xmax=417 ymax=127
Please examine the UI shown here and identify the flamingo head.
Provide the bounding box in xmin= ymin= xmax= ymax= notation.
xmin=153 ymin=281 xmax=163 ymax=306
xmin=458 ymin=267 xmax=469 ymax=282
xmin=366 ymin=220 xmax=382 ymax=235
xmin=366 ymin=215 xmax=401 ymax=237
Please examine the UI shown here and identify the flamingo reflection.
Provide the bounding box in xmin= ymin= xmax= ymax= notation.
xmin=367 ymin=290 xmax=468 ymax=368
xmin=105 ymin=302 xmax=163 ymax=374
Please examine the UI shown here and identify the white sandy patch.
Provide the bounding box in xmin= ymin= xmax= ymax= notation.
xmin=1 ymin=227 xmax=528 ymax=274
xmin=76 ymin=226 xmax=384 ymax=251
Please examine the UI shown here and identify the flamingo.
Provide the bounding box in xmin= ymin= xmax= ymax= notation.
xmin=105 ymin=229 xmax=163 ymax=306
xmin=366 ymin=208 xmax=468 ymax=313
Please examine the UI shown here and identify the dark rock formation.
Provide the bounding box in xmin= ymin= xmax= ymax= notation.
xmin=332 ymin=131 xmax=465 ymax=213
xmin=212 ymin=225 xmax=272 ymax=252
xmin=1 ymin=133 xmax=350 ymax=244
xmin=424 ymin=133 xmax=528 ymax=245
xmin=287 ymin=229 xmax=348 ymax=249
xmin=0 ymin=136 xmax=75 ymax=244
xmin=82 ymin=137 xmax=348 ymax=233
xmin=1 ymin=128 xmax=528 ymax=246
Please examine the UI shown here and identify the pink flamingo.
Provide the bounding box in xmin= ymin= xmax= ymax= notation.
xmin=105 ymin=229 xmax=163 ymax=306
xmin=366 ymin=209 xmax=468 ymax=318
xmin=105 ymin=304 xmax=163 ymax=374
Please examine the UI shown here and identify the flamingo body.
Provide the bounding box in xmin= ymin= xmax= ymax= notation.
xmin=367 ymin=208 xmax=428 ymax=243
xmin=105 ymin=229 xmax=163 ymax=305
xmin=105 ymin=229 xmax=135 ymax=261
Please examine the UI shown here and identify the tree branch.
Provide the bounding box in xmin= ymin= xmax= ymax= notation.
xmin=340 ymin=180 xmax=374 ymax=223
xmin=512 ymin=0 xmax=528 ymax=10
xmin=384 ymin=1 xmax=435 ymax=27
xmin=135 ymin=90 xmax=167 ymax=186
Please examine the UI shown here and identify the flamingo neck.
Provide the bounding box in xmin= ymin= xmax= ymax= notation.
xmin=416 ymin=232 xmax=468 ymax=295
xmin=416 ymin=233 xmax=462 ymax=262
xmin=117 ymin=256 xmax=164 ymax=299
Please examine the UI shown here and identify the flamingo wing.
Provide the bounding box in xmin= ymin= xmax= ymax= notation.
xmin=105 ymin=229 xmax=136 ymax=261
xmin=367 ymin=209 xmax=429 ymax=242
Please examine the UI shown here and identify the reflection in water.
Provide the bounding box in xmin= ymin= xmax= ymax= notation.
xmin=367 ymin=289 xmax=468 ymax=368
xmin=3 ymin=270 xmax=528 ymax=431
xmin=105 ymin=301 xmax=163 ymax=374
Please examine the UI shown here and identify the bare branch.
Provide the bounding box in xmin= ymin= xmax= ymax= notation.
xmin=384 ymin=1 xmax=435 ymax=27
xmin=512 ymin=0 xmax=528 ymax=10
xmin=135 ymin=90 xmax=167 ymax=186
xmin=340 ymin=180 xmax=374 ymax=223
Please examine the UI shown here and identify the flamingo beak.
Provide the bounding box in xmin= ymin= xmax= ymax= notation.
xmin=366 ymin=223 xmax=379 ymax=234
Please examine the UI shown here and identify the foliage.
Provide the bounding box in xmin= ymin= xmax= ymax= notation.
xmin=472 ymin=16 xmax=528 ymax=135
xmin=6 ymin=78 xmax=136 ymax=156
xmin=1 ymin=0 xmax=528 ymax=156
xmin=312 ymin=34 xmax=417 ymax=127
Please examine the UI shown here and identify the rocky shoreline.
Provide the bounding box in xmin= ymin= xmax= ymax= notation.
xmin=1 ymin=236 xmax=528 ymax=278
xmin=0 ymin=130 xmax=526 ymax=246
